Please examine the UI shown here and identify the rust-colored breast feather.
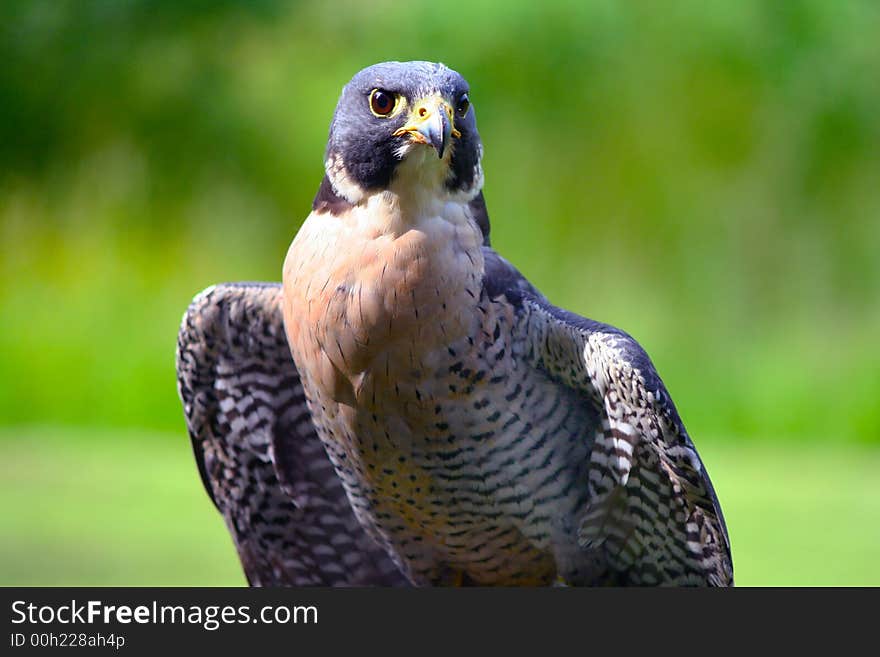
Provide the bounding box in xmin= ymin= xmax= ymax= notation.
xmin=282 ymin=201 xmax=484 ymax=408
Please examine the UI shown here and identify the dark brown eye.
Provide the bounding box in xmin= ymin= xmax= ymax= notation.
xmin=456 ymin=93 xmax=470 ymax=117
xmin=370 ymin=89 xmax=395 ymax=116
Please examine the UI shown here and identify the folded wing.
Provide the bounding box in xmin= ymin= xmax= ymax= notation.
xmin=486 ymin=251 xmax=733 ymax=585
xmin=176 ymin=282 xmax=408 ymax=586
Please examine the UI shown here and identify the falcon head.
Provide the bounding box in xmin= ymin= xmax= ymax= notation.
xmin=322 ymin=61 xmax=483 ymax=205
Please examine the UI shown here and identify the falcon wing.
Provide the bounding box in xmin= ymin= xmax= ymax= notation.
xmin=176 ymin=282 xmax=409 ymax=586
xmin=485 ymin=251 xmax=733 ymax=586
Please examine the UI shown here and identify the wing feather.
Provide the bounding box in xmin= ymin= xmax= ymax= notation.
xmin=485 ymin=250 xmax=733 ymax=586
xmin=176 ymin=282 xmax=408 ymax=586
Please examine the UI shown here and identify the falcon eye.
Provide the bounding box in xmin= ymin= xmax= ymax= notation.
xmin=369 ymin=89 xmax=396 ymax=117
xmin=455 ymin=93 xmax=470 ymax=117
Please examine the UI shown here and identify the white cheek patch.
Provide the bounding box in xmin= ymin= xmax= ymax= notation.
xmin=326 ymin=153 xmax=366 ymax=204
xmin=444 ymin=158 xmax=483 ymax=204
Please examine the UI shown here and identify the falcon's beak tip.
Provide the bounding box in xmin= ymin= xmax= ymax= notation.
xmin=394 ymin=96 xmax=455 ymax=159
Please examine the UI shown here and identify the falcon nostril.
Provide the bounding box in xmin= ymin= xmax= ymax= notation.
xmin=418 ymin=107 xmax=427 ymax=118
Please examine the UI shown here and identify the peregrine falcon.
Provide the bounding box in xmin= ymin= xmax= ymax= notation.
xmin=176 ymin=61 xmax=733 ymax=586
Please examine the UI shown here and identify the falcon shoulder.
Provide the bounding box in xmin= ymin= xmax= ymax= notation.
xmin=484 ymin=250 xmax=734 ymax=586
xmin=175 ymin=282 xmax=408 ymax=586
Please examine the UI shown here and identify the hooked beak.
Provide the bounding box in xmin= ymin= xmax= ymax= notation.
xmin=393 ymin=95 xmax=460 ymax=158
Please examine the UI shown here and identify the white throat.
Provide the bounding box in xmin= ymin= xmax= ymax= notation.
xmin=389 ymin=145 xmax=451 ymax=212
xmin=326 ymin=143 xmax=482 ymax=232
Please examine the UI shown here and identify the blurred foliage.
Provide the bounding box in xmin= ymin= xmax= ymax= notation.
xmin=1 ymin=0 xmax=879 ymax=443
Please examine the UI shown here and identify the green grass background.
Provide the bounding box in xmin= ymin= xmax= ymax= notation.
xmin=2 ymin=0 xmax=879 ymax=585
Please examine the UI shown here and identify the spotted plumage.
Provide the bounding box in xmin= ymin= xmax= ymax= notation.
xmin=176 ymin=61 xmax=733 ymax=586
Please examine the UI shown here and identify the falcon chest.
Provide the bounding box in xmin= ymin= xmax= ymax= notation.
xmin=283 ymin=194 xmax=484 ymax=424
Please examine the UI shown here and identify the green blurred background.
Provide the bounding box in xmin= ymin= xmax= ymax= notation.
xmin=2 ymin=0 xmax=879 ymax=586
